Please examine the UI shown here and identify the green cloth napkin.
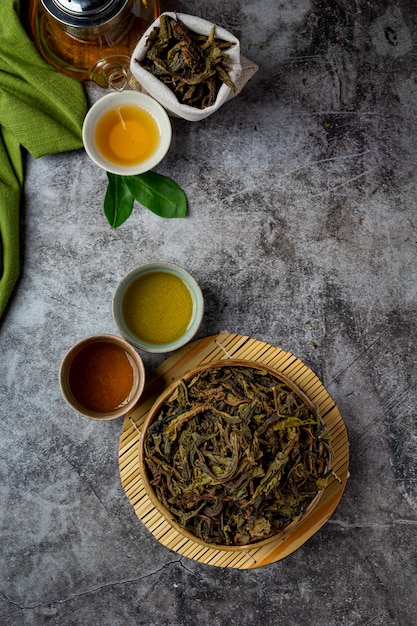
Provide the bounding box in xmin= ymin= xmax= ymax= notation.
xmin=0 ymin=0 xmax=87 ymax=319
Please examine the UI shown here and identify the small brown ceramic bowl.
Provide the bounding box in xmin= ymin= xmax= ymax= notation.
xmin=59 ymin=334 xmax=145 ymax=420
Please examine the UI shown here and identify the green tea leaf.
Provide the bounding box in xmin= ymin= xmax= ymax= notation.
xmin=144 ymin=366 xmax=333 ymax=546
xmin=103 ymin=173 xmax=134 ymax=228
xmin=123 ymin=172 xmax=187 ymax=218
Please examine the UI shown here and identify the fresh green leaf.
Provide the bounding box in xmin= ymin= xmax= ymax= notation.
xmin=103 ymin=171 xmax=187 ymax=227
xmin=123 ymin=172 xmax=187 ymax=218
xmin=103 ymin=173 xmax=134 ymax=228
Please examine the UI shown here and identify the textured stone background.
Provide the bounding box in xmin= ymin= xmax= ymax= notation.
xmin=1 ymin=0 xmax=417 ymax=624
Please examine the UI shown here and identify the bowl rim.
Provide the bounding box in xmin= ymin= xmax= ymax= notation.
xmin=59 ymin=333 xmax=145 ymax=420
xmin=138 ymin=358 xmax=331 ymax=551
xmin=112 ymin=261 xmax=204 ymax=353
xmin=82 ymin=90 xmax=172 ymax=175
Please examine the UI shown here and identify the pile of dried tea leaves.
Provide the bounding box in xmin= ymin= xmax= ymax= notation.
xmin=136 ymin=14 xmax=236 ymax=109
xmin=143 ymin=365 xmax=333 ymax=546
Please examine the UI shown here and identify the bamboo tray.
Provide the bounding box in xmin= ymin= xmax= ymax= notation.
xmin=119 ymin=333 xmax=349 ymax=569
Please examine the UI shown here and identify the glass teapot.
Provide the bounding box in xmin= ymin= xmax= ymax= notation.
xmin=27 ymin=0 xmax=160 ymax=89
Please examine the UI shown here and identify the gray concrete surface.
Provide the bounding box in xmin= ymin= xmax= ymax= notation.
xmin=1 ymin=0 xmax=417 ymax=624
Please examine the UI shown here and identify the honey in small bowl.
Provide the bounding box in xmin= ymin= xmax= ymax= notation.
xmin=59 ymin=334 xmax=145 ymax=420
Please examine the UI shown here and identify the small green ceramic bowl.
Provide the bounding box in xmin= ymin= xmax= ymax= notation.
xmin=112 ymin=262 xmax=204 ymax=353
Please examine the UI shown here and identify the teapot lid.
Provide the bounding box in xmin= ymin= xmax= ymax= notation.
xmin=40 ymin=0 xmax=129 ymax=28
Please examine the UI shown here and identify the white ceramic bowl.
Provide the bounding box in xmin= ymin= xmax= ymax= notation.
xmin=59 ymin=334 xmax=145 ymax=420
xmin=82 ymin=91 xmax=172 ymax=175
xmin=112 ymin=262 xmax=204 ymax=353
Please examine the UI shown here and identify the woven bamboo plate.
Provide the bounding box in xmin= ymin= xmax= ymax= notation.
xmin=119 ymin=333 xmax=349 ymax=569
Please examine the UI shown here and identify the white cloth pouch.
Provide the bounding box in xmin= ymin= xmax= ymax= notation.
xmin=130 ymin=12 xmax=256 ymax=121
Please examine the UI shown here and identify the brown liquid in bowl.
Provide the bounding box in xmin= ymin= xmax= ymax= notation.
xmin=69 ymin=341 xmax=134 ymax=413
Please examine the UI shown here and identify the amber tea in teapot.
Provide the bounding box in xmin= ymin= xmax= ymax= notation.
xmin=27 ymin=0 xmax=160 ymax=89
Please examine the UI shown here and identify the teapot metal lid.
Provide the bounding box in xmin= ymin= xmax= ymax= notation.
xmin=40 ymin=0 xmax=129 ymax=28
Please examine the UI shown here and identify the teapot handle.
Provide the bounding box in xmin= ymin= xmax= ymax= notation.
xmin=88 ymin=56 xmax=132 ymax=91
